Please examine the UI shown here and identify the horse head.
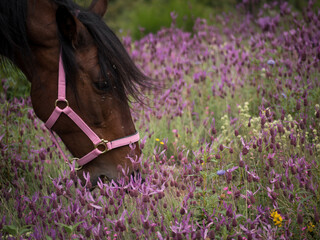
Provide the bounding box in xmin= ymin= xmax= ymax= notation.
xmin=0 ymin=0 xmax=149 ymax=186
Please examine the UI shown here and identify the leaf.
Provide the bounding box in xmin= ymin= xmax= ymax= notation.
xmin=2 ymin=225 xmax=18 ymax=236
xmin=64 ymin=226 xmax=73 ymax=234
xmin=56 ymin=223 xmax=73 ymax=234
xmin=0 ymin=133 xmax=5 ymax=142
xmin=56 ymin=221 xmax=83 ymax=235
xmin=200 ymin=171 xmax=207 ymax=177
xmin=298 ymin=194 xmax=314 ymax=207
xmin=71 ymin=221 xmax=83 ymax=229
xmin=19 ymin=225 xmax=32 ymax=235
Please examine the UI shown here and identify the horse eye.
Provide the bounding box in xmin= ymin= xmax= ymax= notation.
xmin=94 ymin=80 xmax=109 ymax=91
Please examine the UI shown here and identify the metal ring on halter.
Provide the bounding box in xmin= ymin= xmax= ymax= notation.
xmin=55 ymin=99 xmax=69 ymax=109
xmin=70 ymin=158 xmax=83 ymax=171
xmin=94 ymin=139 xmax=109 ymax=154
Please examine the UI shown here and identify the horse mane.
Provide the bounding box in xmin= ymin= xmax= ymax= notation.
xmin=0 ymin=0 xmax=151 ymax=102
xmin=0 ymin=0 xmax=32 ymax=75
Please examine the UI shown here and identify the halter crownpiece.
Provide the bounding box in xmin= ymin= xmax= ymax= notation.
xmin=45 ymin=51 xmax=140 ymax=167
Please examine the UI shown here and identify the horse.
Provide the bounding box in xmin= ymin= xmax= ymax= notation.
xmin=0 ymin=0 xmax=150 ymax=187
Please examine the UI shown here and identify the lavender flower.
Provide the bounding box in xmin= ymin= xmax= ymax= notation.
xmin=267 ymin=59 xmax=275 ymax=66
xmin=217 ymin=170 xmax=226 ymax=176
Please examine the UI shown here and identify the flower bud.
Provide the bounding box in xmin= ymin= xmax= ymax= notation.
xmin=269 ymin=158 xmax=274 ymax=168
xmin=239 ymin=160 xmax=245 ymax=167
xmin=266 ymin=109 xmax=270 ymax=117
xmin=296 ymin=100 xmax=301 ymax=111
xmin=297 ymin=213 xmax=303 ymax=225
xmin=261 ymin=117 xmax=266 ymax=126
xmin=234 ymin=130 xmax=239 ymax=136
xmin=314 ymin=209 xmax=320 ymax=223
xmin=234 ymin=190 xmax=240 ymax=199
xmin=226 ymin=171 xmax=232 ymax=184
xmin=247 ymin=173 xmax=253 ymax=183
xmin=271 ymin=191 xmax=278 ymax=200
xmin=250 ymin=195 xmax=256 ymax=204
xmin=142 ymin=195 xmax=150 ymax=203
xmin=180 ymin=208 xmax=185 ymax=215
xmin=208 ymin=230 xmax=215 ymax=239
xmin=242 ymin=146 xmax=249 ymax=155
xmin=219 ymin=144 xmax=224 ymax=151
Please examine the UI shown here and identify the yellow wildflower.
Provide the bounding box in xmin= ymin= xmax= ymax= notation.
xmin=307 ymin=222 xmax=315 ymax=232
xmin=270 ymin=209 xmax=283 ymax=227
xmin=160 ymin=141 xmax=164 ymax=145
xmin=155 ymin=138 xmax=160 ymax=142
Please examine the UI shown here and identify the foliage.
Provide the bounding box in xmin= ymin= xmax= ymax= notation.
xmin=78 ymin=0 xmax=319 ymax=39
xmin=1 ymin=1 xmax=320 ymax=239
xmin=0 ymin=59 xmax=30 ymax=99
xmin=107 ymin=0 xmax=224 ymax=39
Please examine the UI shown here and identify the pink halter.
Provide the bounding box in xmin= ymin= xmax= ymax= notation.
xmin=45 ymin=52 xmax=140 ymax=167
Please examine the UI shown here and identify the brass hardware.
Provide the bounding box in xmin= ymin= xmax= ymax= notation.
xmin=70 ymin=158 xmax=82 ymax=171
xmin=94 ymin=139 xmax=109 ymax=154
xmin=55 ymin=99 xmax=69 ymax=109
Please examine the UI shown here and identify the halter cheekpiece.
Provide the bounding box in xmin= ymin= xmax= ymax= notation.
xmin=45 ymin=51 xmax=140 ymax=167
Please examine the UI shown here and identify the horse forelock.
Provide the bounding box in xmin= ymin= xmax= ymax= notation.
xmin=0 ymin=0 xmax=32 ymax=74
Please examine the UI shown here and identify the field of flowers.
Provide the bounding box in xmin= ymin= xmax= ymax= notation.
xmin=1 ymin=1 xmax=320 ymax=239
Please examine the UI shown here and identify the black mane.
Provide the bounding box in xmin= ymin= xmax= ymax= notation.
xmin=0 ymin=0 xmax=32 ymax=75
xmin=0 ymin=0 xmax=151 ymax=101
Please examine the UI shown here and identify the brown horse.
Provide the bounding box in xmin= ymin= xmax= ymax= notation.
xmin=0 ymin=0 xmax=150 ymax=186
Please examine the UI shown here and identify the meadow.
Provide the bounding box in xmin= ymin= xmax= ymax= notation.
xmin=1 ymin=1 xmax=320 ymax=239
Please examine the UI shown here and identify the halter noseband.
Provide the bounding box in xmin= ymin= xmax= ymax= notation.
xmin=45 ymin=52 xmax=140 ymax=167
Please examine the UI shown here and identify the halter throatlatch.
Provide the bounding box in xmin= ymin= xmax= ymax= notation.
xmin=45 ymin=52 xmax=140 ymax=167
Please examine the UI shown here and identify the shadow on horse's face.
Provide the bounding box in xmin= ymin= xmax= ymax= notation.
xmin=22 ymin=0 xmax=143 ymax=187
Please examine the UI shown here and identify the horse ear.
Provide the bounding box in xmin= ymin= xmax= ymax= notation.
xmin=89 ymin=0 xmax=108 ymax=17
xmin=56 ymin=6 xmax=80 ymax=47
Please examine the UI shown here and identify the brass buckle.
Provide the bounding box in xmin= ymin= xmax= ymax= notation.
xmin=70 ymin=158 xmax=82 ymax=171
xmin=55 ymin=99 xmax=69 ymax=109
xmin=94 ymin=139 xmax=109 ymax=154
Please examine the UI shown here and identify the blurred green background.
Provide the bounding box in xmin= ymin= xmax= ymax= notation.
xmin=75 ymin=0 xmax=318 ymax=39
xmin=1 ymin=0 xmax=318 ymax=99
xmin=103 ymin=0 xmax=234 ymax=39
